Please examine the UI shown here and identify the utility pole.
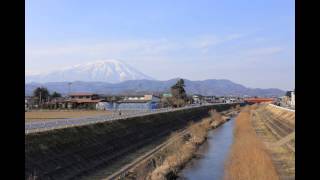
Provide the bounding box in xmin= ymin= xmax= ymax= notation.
xmin=68 ymin=82 xmax=72 ymax=96
xmin=39 ymin=91 xmax=42 ymax=109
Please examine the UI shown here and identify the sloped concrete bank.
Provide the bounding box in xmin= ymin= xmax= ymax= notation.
xmin=25 ymin=104 xmax=237 ymax=180
xmin=251 ymin=104 xmax=295 ymax=179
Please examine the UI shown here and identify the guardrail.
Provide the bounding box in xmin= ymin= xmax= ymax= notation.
xmin=269 ymin=104 xmax=295 ymax=112
xmin=25 ymin=103 xmax=237 ymax=134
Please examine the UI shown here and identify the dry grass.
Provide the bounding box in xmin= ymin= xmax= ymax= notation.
xmin=224 ymin=107 xmax=279 ymax=180
xmin=147 ymin=116 xmax=216 ymax=180
xmin=148 ymin=138 xmax=195 ymax=180
xmin=189 ymin=118 xmax=211 ymax=145
xmin=252 ymin=105 xmax=295 ymax=179
xmin=147 ymin=109 xmax=228 ymax=180
xmin=25 ymin=110 xmax=112 ymax=122
xmin=235 ymin=104 xmax=241 ymax=111
xmin=264 ymin=105 xmax=295 ymax=125
xmin=209 ymin=109 xmax=225 ymax=128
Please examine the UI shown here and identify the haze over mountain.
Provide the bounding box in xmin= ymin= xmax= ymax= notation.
xmin=25 ymin=60 xmax=153 ymax=83
xmin=25 ymin=79 xmax=285 ymax=97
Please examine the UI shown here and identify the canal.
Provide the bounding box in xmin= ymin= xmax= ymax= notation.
xmin=178 ymin=118 xmax=235 ymax=180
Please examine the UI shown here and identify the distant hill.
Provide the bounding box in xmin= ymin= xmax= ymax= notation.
xmin=25 ymin=79 xmax=285 ymax=97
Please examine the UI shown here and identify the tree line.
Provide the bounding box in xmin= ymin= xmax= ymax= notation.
xmin=30 ymin=79 xmax=190 ymax=108
xmin=32 ymin=87 xmax=61 ymax=104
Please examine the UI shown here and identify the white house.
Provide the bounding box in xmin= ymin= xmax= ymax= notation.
xmin=290 ymin=91 xmax=295 ymax=107
xmin=96 ymin=102 xmax=109 ymax=110
xmin=115 ymin=95 xmax=160 ymax=110
xmin=192 ymin=95 xmax=202 ymax=104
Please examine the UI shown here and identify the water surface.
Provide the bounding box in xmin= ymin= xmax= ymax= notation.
xmin=178 ymin=118 xmax=235 ymax=180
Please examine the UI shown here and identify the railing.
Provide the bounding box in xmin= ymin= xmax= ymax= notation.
xmin=269 ymin=104 xmax=295 ymax=112
xmin=25 ymin=103 xmax=237 ymax=134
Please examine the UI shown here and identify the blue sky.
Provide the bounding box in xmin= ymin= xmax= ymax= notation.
xmin=26 ymin=0 xmax=295 ymax=90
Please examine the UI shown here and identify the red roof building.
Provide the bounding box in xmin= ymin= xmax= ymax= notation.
xmin=244 ymin=98 xmax=275 ymax=103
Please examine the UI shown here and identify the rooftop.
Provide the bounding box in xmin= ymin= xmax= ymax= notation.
xmin=69 ymin=92 xmax=96 ymax=96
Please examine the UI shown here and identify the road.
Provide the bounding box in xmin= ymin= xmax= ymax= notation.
xmin=25 ymin=103 xmax=235 ymax=134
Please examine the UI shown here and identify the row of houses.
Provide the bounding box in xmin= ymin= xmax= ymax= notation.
xmin=191 ymin=95 xmax=243 ymax=104
xmin=276 ymin=90 xmax=295 ymax=108
xmin=25 ymin=92 xmax=248 ymax=111
xmin=25 ymin=93 xmax=161 ymax=111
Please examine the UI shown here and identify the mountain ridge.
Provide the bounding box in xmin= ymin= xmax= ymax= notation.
xmin=25 ymin=78 xmax=285 ymax=97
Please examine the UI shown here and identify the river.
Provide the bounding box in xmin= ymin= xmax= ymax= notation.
xmin=178 ymin=118 xmax=235 ymax=180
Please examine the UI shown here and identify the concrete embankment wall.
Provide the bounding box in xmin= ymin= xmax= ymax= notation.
xmin=263 ymin=104 xmax=295 ymax=126
xmin=25 ymin=104 xmax=237 ymax=180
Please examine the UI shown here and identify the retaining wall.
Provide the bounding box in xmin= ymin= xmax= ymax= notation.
xmin=25 ymin=103 xmax=237 ymax=180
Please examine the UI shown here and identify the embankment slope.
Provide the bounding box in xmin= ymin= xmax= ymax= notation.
xmin=252 ymin=104 xmax=295 ymax=179
xmin=25 ymin=104 xmax=236 ymax=180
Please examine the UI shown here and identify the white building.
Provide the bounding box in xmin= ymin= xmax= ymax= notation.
xmin=96 ymin=102 xmax=109 ymax=110
xmin=192 ymin=95 xmax=202 ymax=104
xmin=290 ymin=91 xmax=295 ymax=107
xmin=124 ymin=95 xmax=160 ymax=102
xmin=117 ymin=95 xmax=160 ymax=110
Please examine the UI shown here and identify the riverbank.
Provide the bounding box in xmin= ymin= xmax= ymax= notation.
xmin=26 ymin=104 xmax=237 ymax=179
xmin=141 ymin=107 xmax=239 ymax=180
xmin=178 ymin=116 xmax=235 ymax=180
xmin=224 ymin=105 xmax=279 ymax=180
xmin=251 ymin=104 xmax=295 ymax=179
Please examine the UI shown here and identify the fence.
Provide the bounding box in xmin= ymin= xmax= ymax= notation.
xmin=269 ymin=104 xmax=295 ymax=112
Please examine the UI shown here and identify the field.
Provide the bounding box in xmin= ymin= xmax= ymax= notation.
xmin=25 ymin=110 xmax=113 ymax=122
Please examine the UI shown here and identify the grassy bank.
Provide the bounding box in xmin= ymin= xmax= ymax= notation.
xmin=264 ymin=104 xmax=295 ymax=126
xmin=252 ymin=104 xmax=295 ymax=179
xmin=144 ymin=110 xmax=226 ymax=180
xmin=224 ymin=106 xmax=279 ymax=180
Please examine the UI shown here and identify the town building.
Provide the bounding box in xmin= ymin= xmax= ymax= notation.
xmin=65 ymin=93 xmax=106 ymax=109
xmin=96 ymin=101 xmax=113 ymax=110
xmin=45 ymin=97 xmax=66 ymax=109
xmin=192 ymin=94 xmax=202 ymax=104
xmin=290 ymin=90 xmax=295 ymax=107
xmin=243 ymin=97 xmax=275 ymax=104
xmin=26 ymin=93 xmax=162 ymax=110
xmin=25 ymin=96 xmax=38 ymax=110
xmin=162 ymin=93 xmax=172 ymax=98
xmin=202 ymin=96 xmax=216 ymax=103
xmin=279 ymin=90 xmax=295 ymax=108
xmin=114 ymin=95 xmax=160 ymax=110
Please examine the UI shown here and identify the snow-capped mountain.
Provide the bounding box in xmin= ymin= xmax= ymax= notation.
xmin=25 ymin=59 xmax=154 ymax=83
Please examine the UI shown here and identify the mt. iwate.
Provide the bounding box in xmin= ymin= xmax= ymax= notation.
xmin=25 ymin=60 xmax=154 ymax=83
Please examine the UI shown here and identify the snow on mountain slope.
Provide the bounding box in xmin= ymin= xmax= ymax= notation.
xmin=25 ymin=59 xmax=154 ymax=83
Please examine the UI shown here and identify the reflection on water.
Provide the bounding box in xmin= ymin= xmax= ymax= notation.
xmin=178 ymin=118 xmax=235 ymax=180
